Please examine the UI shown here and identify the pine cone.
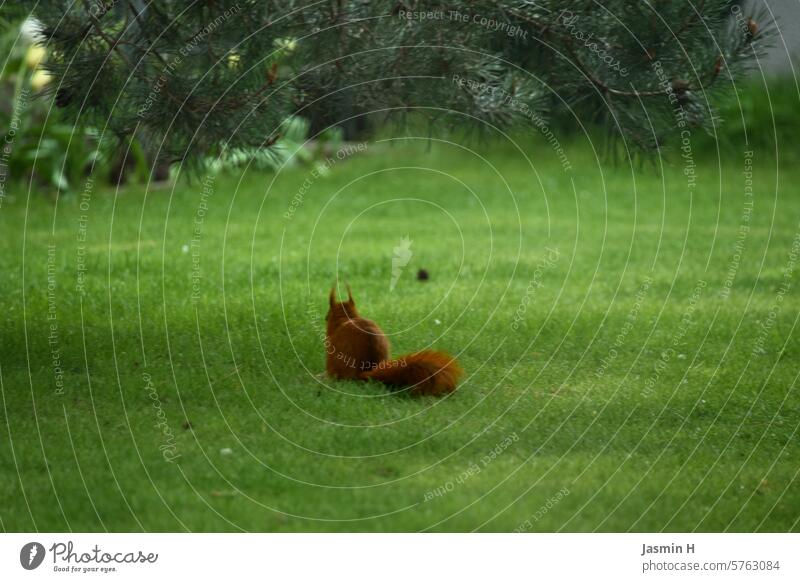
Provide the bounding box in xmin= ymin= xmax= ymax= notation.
xmin=671 ymin=79 xmax=690 ymax=105
xmin=747 ymin=18 xmax=758 ymax=40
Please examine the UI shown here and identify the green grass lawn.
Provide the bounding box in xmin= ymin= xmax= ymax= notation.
xmin=1 ymin=135 xmax=798 ymax=532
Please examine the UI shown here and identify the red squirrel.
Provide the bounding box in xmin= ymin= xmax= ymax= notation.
xmin=325 ymin=284 xmax=462 ymax=396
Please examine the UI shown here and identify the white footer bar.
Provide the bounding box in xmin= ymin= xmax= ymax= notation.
xmin=1 ymin=534 xmax=797 ymax=581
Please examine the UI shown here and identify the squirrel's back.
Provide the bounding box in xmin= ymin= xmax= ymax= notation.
xmin=326 ymin=316 xmax=389 ymax=379
xmin=325 ymin=285 xmax=462 ymax=396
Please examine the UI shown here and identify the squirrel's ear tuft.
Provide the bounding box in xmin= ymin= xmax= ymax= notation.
xmin=346 ymin=282 xmax=354 ymax=304
xmin=329 ymin=284 xmax=337 ymax=307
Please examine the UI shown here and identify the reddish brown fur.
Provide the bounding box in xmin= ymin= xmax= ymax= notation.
xmin=325 ymin=285 xmax=462 ymax=396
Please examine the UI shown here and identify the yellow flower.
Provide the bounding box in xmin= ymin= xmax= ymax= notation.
xmin=25 ymin=45 xmax=47 ymax=69
xmin=227 ymin=53 xmax=240 ymax=68
xmin=274 ymin=38 xmax=297 ymax=54
xmin=30 ymin=68 xmax=52 ymax=91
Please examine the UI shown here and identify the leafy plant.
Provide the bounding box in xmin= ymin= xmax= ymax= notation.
xmin=0 ymin=17 xmax=147 ymax=194
xmin=205 ymin=116 xmax=348 ymax=175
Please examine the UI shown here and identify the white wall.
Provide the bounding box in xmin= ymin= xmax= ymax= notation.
xmin=758 ymin=0 xmax=800 ymax=75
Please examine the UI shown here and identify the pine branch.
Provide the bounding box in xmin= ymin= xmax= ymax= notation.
xmin=13 ymin=0 xmax=770 ymax=163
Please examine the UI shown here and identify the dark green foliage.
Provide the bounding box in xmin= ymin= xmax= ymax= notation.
xmin=11 ymin=1 xmax=772 ymax=161
xmin=696 ymin=76 xmax=800 ymax=156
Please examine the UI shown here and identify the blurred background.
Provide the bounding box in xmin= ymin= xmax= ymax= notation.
xmin=0 ymin=1 xmax=797 ymax=196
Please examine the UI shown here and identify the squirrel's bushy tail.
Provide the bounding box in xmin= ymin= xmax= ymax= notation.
xmin=362 ymin=350 xmax=462 ymax=396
